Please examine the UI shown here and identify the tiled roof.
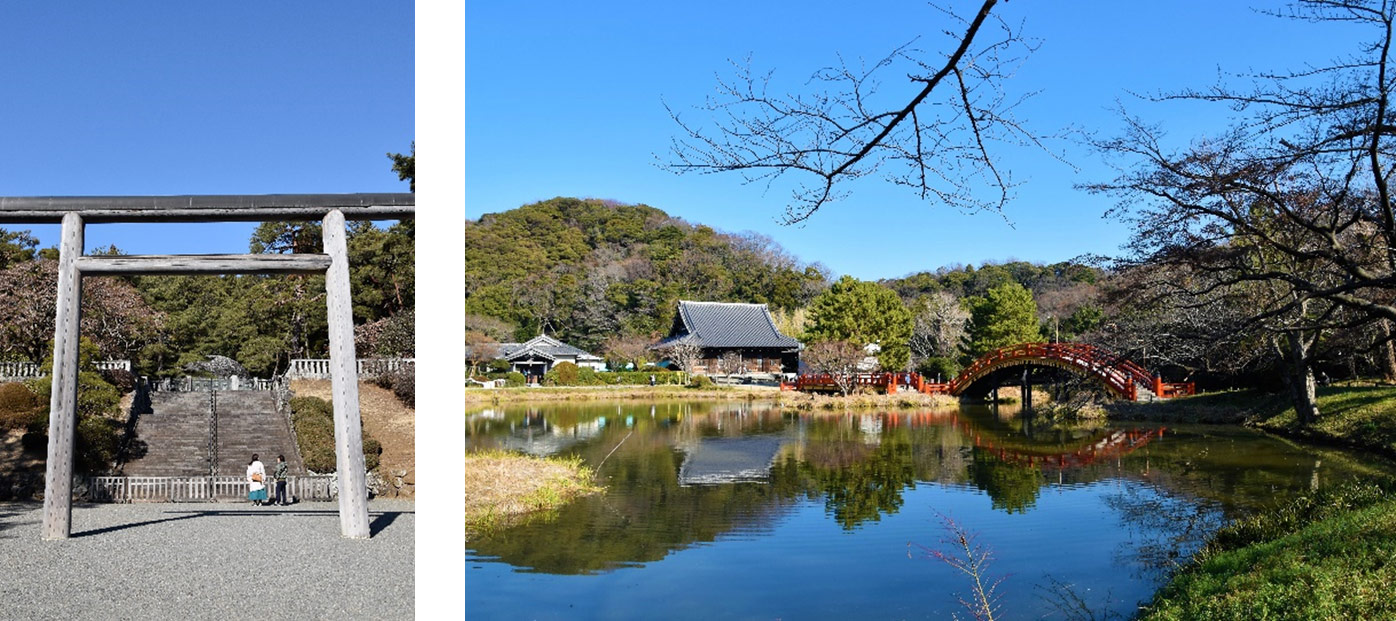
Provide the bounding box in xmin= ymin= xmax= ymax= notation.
xmin=655 ymin=301 xmax=801 ymax=350
xmin=497 ymin=334 xmax=602 ymax=361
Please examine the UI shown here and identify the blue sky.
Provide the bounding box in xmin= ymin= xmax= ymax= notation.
xmin=466 ymin=1 xmax=1357 ymax=281
xmin=0 ymin=3 xmax=414 ymax=254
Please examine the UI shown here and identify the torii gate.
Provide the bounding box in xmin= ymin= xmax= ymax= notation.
xmin=0 ymin=194 xmax=414 ymax=540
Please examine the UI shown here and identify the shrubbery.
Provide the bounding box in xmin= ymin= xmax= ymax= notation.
xmin=290 ymin=396 xmax=382 ymax=473
xmin=687 ymin=375 xmax=715 ymax=389
xmin=372 ymin=368 xmax=414 ymax=408
xmin=551 ymin=362 xmax=580 ymax=385
xmin=917 ymin=357 xmax=961 ymax=383
xmin=486 ymin=359 xmax=511 ymax=375
xmin=0 ymin=382 xmax=39 ymax=431
xmin=20 ymin=343 xmax=126 ymax=472
xmin=504 ymin=371 xmax=526 ymax=387
xmin=536 ymin=367 xmax=683 ymax=387
xmin=75 ymin=416 xmax=122 ymax=473
xmin=99 ymin=368 xmax=137 ymax=394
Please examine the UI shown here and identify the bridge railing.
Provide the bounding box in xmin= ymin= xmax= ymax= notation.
xmin=790 ymin=343 xmax=1190 ymax=401
xmin=949 ymin=342 xmax=1148 ymax=400
xmin=1155 ymin=380 xmax=1196 ymax=398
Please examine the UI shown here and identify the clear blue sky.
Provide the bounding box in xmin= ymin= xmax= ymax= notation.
xmin=0 ymin=3 xmax=414 ymax=254
xmin=466 ymin=1 xmax=1356 ymax=281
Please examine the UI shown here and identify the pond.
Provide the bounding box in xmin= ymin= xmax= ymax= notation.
xmin=465 ymin=401 xmax=1396 ymax=620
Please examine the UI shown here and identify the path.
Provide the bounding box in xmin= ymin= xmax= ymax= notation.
xmin=0 ymin=499 xmax=413 ymax=620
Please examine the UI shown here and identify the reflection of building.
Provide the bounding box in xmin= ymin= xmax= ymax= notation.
xmin=653 ymin=300 xmax=801 ymax=374
xmin=492 ymin=415 xmax=608 ymax=456
xmin=678 ymin=436 xmax=788 ymax=486
xmin=497 ymin=334 xmax=605 ymax=378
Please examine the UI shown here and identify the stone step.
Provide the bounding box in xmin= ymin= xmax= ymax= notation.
xmin=120 ymin=389 xmax=305 ymax=477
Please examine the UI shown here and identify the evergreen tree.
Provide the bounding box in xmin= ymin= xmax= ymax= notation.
xmin=806 ymin=276 xmax=912 ymax=371
xmin=962 ymin=281 xmax=1041 ymax=360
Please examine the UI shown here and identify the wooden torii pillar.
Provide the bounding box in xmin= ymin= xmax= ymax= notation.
xmin=0 ymin=194 xmax=415 ymax=540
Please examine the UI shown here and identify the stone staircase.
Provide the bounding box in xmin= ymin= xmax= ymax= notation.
xmin=119 ymin=389 xmax=305 ymax=477
xmin=120 ymin=392 xmax=213 ymax=476
xmin=211 ymin=390 xmax=305 ymax=476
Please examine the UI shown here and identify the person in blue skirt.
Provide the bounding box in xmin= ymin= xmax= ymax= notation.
xmin=247 ymin=454 xmax=268 ymax=506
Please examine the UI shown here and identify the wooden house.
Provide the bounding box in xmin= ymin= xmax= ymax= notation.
xmin=652 ymin=300 xmax=801 ymax=374
xmin=496 ymin=334 xmax=605 ymax=379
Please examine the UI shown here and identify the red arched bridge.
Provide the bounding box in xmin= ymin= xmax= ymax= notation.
xmin=786 ymin=342 xmax=1195 ymax=401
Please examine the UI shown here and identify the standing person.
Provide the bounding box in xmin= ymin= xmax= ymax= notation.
xmin=649 ymin=374 xmax=655 ymax=387
xmin=247 ymin=454 xmax=268 ymax=506
xmin=273 ymin=454 xmax=289 ymax=506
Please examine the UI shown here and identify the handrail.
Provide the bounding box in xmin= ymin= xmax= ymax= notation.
xmin=791 ymin=342 xmax=1194 ymax=401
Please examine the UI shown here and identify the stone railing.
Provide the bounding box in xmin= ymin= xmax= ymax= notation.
xmin=287 ymin=358 xmax=415 ymax=379
xmin=0 ymin=361 xmax=39 ymax=378
xmin=149 ymin=375 xmax=275 ymax=392
xmin=0 ymin=359 xmax=131 ymax=380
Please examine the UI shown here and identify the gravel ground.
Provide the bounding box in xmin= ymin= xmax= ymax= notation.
xmin=0 ymin=500 xmax=413 ymax=621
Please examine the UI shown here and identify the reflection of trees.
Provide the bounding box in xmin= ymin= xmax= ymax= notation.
xmin=1101 ymin=485 xmax=1225 ymax=581
xmin=469 ymin=439 xmax=806 ymax=574
xmin=798 ymin=419 xmax=920 ymax=529
xmin=969 ymin=449 xmax=1043 ymax=514
xmin=467 ymin=402 xmax=1396 ymax=575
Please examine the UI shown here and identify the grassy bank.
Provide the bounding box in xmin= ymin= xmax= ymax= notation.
xmin=1119 ymin=386 xmax=1396 ymax=619
xmin=465 ymin=449 xmax=602 ymax=540
xmin=1107 ymin=389 xmax=1290 ymax=424
xmin=1110 ymin=385 xmax=1396 ymax=458
xmin=1140 ymin=482 xmax=1396 ymax=620
xmin=1251 ymin=385 xmax=1396 ymax=460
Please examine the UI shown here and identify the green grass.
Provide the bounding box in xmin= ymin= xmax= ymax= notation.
xmin=1252 ymin=386 xmax=1396 ymax=457
xmin=1141 ymin=483 xmax=1396 ymax=620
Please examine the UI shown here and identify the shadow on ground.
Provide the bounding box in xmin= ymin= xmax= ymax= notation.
xmin=67 ymin=507 xmax=415 ymax=538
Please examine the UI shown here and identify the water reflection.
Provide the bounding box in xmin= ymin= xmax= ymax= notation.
xmin=467 ymin=401 xmax=1396 ymax=617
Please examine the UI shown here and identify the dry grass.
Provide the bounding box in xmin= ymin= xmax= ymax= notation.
xmin=465 ymin=450 xmax=602 ymax=540
xmin=465 ymin=384 xmax=783 ymax=405
xmin=291 ymin=379 xmax=415 ymax=497
xmin=776 ymin=390 xmax=960 ymax=412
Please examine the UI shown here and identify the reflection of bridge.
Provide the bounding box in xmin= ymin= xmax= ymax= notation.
xmin=877 ymin=410 xmax=1166 ymax=470
xmin=970 ymin=427 xmax=1166 ymax=470
xmin=790 ymin=342 xmax=1195 ymax=401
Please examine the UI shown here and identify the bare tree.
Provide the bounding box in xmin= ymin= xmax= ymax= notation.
xmin=665 ymin=0 xmax=1064 ymax=224
xmin=803 ymin=340 xmax=864 ymax=397
xmin=717 ymin=351 xmax=746 ymax=375
xmin=1091 ymin=1 xmax=1396 ymax=422
xmin=464 ymin=331 xmax=500 ymax=378
xmin=909 ymin=290 xmax=970 ymax=365
xmin=601 ymin=333 xmax=653 ymax=370
xmin=663 ymin=339 xmax=704 ymax=381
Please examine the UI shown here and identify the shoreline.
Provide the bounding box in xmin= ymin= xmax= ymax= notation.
xmin=465 ymin=385 xmax=962 ymax=411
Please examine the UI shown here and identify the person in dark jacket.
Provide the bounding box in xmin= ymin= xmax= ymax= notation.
xmin=273 ymin=454 xmax=290 ymax=506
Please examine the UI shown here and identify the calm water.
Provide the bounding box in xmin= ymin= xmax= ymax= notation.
xmin=466 ymin=401 xmax=1396 ymax=620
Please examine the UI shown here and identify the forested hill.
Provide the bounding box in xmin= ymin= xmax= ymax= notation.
xmin=464 ymin=197 xmax=829 ymax=352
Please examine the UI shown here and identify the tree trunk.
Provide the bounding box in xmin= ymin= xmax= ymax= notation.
xmin=1381 ymin=320 xmax=1396 ymax=382
xmin=1286 ymin=332 xmax=1320 ymax=425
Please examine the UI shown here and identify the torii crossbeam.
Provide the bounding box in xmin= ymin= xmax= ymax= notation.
xmin=0 ymin=193 xmax=414 ymax=540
